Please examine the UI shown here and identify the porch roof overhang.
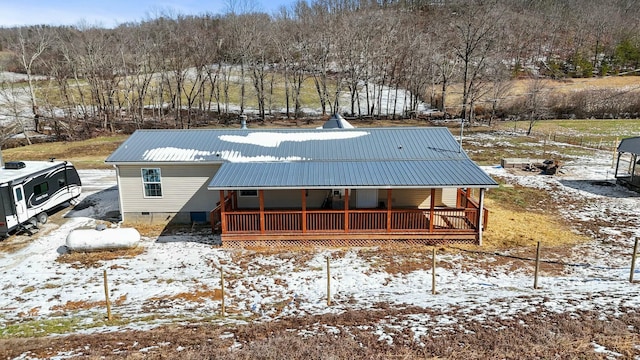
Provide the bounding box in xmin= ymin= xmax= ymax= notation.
xmin=207 ymin=160 xmax=498 ymax=190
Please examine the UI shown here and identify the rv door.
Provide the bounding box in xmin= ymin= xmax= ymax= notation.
xmin=13 ymin=184 xmax=28 ymax=223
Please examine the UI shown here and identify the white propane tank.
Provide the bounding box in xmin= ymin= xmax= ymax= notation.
xmin=66 ymin=226 xmax=140 ymax=252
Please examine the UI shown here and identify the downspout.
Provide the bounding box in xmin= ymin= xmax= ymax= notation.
xmin=115 ymin=166 xmax=125 ymax=223
xmin=477 ymin=188 xmax=486 ymax=246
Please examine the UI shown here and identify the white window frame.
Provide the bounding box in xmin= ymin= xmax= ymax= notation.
xmin=239 ymin=189 xmax=258 ymax=197
xmin=141 ymin=168 xmax=163 ymax=198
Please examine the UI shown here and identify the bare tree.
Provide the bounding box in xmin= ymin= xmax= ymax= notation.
xmin=5 ymin=26 xmax=51 ymax=133
xmin=449 ymin=0 xmax=503 ymax=121
xmin=0 ymin=80 xmax=33 ymax=144
xmin=524 ymin=77 xmax=550 ymax=136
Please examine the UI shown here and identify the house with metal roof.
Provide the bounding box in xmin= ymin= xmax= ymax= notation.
xmin=106 ymin=126 xmax=498 ymax=246
xmin=615 ymin=136 xmax=640 ymax=192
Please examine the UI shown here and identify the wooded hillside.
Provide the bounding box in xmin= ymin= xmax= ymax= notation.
xmin=0 ymin=0 xmax=639 ymax=141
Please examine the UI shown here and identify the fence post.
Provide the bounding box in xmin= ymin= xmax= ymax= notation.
xmin=326 ymin=257 xmax=331 ymax=306
xmin=534 ymin=241 xmax=541 ymax=289
xmin=432 ymin=247 xmax=437 ymax=295
xmin=612 ymin=137 xmax=618 ymax=168
xmin=220 ymin=267 xmax=226 ymax=316
xmin=630 ymin=238 xmax=639 ymax=283
xmin=103 ymin=269 xmax=112 ymax=322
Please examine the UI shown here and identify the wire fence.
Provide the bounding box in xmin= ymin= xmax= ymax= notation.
xmin=2 ymin=239 xmax=639 ymax=326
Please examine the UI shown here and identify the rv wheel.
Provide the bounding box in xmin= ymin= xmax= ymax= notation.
xmin=37 ymin=212 xmax=48 ymax=224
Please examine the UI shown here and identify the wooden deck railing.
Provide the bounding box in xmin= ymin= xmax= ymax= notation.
xmin=216 ymin=208 xmax=480 ymax=235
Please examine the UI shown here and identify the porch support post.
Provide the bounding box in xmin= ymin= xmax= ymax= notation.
xmin=259 ymin=189 xmax=265 ymax=234
xmin=429 ymin=188 xmax=435 ymax=232
xmin=344 ymin=189 xmax=349 ymax=233
xmin=386 ymin=189 xmax=392 ymax=232
xmin=232 ymin=190 xmax=238 ymax=210
xmin=478 ymin=188 xmax=486 ymax=246
xmin=301 ymin=189 xmax=307 ymax=233
xmin=614 ymin=152 xmax=621 ymax=178
xmin=219 ymin=190 xmax=226 ymax=234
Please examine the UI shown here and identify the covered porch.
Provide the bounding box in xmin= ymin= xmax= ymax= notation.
xmin=210 ymin=188 xmax=489 ymax=245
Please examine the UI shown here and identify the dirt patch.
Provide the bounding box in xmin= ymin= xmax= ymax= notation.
xmin=148 ymin=286 xmax=223 ymax=303
xmin=50 ymin=295 xmax=127 ymax=312
xmin=56 ymin=247 xmax=145 ymax=268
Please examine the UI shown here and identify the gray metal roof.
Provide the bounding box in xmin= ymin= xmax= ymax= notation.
xmin=619 ymin=136 xmax=640 ymax=155
xmin=106 ymin=127 xmax=470 ymax=163
xmin=207 ymin=160 xmax=497 ymax=189
xmin=106 ymin=127 xmax=498 ymax=189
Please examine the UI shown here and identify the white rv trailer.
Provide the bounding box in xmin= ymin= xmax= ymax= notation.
xmin=0 ymin=160 xmax=82 ymax=237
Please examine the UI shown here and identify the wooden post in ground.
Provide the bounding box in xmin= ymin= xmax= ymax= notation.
xmin=612 ymin=137 xmax=618 ymax=168
xmin=534 ymin=241 xmax=541 ymax=289
xmin=432 ymin=247 xmax=437 ymax=295
xmin=326 ymin=257 xmax=331 ymax=306
xmin=630 ymin=238 xmax=639 ymax=283
xmin=103 ymin=269 xmax=112 ymax=322
xmin=220 ymin=267 xmax=226 ymax=316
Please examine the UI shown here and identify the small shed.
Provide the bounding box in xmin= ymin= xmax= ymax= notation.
xmin=614 ymin=136 xmax=640 ymax=191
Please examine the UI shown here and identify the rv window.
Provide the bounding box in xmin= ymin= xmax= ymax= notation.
xmin=34 ymin=182 xmax=49 ymax=196
xmin=15 ymin=188 xmax=23 ymax=201
xmin=142 ymin=168 xmax=162 ymax=197
xmin=239 ymin=190 xmax=258 ymax=197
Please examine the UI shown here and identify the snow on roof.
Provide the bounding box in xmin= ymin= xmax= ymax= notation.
xmin=142 ymin=147 xmax=214 ymax=162
xmin=217 ymin=150 xmax=308 ymax=163
xmin=218 ymin=130 xmax=367 ymax=148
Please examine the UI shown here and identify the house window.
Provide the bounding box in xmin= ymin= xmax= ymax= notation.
xmin=239 ymin=189 xmax=258 ymax=197
xmin=142 ymin=168 xmax=162 ymax=197
xmin=34 ymin=182 xmax=49 ymax=196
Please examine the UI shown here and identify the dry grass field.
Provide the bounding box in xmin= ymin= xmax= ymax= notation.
xmin=444 ymin=75 xmax=640 ymax=112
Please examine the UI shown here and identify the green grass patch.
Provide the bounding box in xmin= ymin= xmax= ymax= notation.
xmin=1 ymin=317 xmax=85 ymax=338
xmin=485 ymin=182 xmax=546 ymax=212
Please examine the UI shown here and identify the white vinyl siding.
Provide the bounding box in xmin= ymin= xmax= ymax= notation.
xmin=118 ymin=164 xmax=221 ymax=213
xmin=390 ymin=188 xmax=457 ymax=209
xmin=440 ymin=188 xmax=457 ymax=207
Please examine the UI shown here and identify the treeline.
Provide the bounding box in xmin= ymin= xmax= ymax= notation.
xmin=0 ymin=0 xmax=639 ymax=141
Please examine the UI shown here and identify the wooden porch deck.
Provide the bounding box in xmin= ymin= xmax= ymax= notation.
xmin=211 ymin=208 xmax=486 ymax=243
xmin=210 ymin=190 xmax=488 ymax=245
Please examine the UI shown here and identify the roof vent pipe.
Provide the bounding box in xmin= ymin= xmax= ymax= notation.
xmin=240 ymin=114 xmax=248 ymax=129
